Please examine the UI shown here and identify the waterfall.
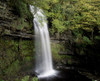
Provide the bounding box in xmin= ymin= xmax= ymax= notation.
xmin=30 ymin=5 xmax=56 ymax=77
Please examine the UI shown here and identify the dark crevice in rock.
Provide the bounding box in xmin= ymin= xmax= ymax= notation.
xmin=3 ymin=33 xmax=35 ymax=39
xmin=59 ymin=52 xmax=74 ymax=55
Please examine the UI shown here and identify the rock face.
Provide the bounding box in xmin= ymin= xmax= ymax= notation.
xmin=0 ymin=1 xmax=12 ymax=34
xmin=50 ymin=30 xmax=74 ymax=67
xmin=0 ymin=1 xmax=35 ymax=81
xmin=0 ymin=1 xmax=33 ymax=38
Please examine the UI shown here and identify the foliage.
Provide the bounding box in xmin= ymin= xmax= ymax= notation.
xmin=83 ymin=36 xmax=92 ymax=45
xmin=8 ymin=0 xmax=99 ymax=40
xmin=8 ymin=0 xmax=33 ymax=29
xmin=68 ymin=0 xmax=100 ymax=42
xmin=7 ymin=0 xmax=100 ymax=40
xmin=32 ymin=77 xmax=38 ymax=81
xmin=21 ymin=76 xmax=38 ymax=81
xmin=0 ymin=37 xmax=35 ymax=80
xmin=5 ymin=60 xmax=20 ymax=76
xmin=32 ymin=0 xmax=100 ymax=44
xmin=0 ymin=79 xmax=4 ymax=81
xmin=8 ymin=0 xmax=30 ymax=17
xmin=95 ymin=36 xmax=100 ymax=40
xmin=51 ymin=43 xmax=67 ymax=63
xmin=52 ymin=19 xmax=66 ymax=33
xmin=21 ymin=76 xmax=29 ymax=81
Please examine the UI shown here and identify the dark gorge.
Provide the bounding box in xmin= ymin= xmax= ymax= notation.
xmin=0 ymin=0 xmax=100 ymax=81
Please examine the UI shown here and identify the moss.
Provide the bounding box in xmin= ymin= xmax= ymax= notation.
xmin=0 ymin=37 xmax=35 ymax=80
xmin=8 ymin=0 xmax=31 ymax=17
xmin=0 ymin=79 xmax=4 ymax=81
xmin=21 ymin=76 xmax=29 ymax=81
xmin=67 ymin=59 xmax=72 ymax=65
xmin=5 ymin=60 xmax=20 ymax=76
xmin=51 ymin=43 xmax=67 ymax=63
xmin=6 ymin=0 xmax=33 ymax=31
xmin=32 ymin=77 xmax=38 ymax=81
xmin=20 ymin=40 xmax=35 ymax=59
xmin=21 ymin=76 xmax=38 ymax=81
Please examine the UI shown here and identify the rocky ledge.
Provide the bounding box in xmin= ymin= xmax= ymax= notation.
xmin=0 ymin=1 xmax=33 ymax=39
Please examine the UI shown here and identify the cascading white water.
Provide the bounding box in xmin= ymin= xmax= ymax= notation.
xmin=30 ymin=5 xmax=56 ymax=77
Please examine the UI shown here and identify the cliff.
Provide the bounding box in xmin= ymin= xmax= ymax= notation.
xmin=0 ymin=0 xmax=34 ymax=39
xmin=0 ymin=1 xmax=35 ymax=80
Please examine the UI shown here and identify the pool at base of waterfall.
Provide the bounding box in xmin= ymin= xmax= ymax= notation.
xmin=38 ymin=70 xmax=57 ymax=78
xmin=38 ymin=69 xmax=92 ymax=81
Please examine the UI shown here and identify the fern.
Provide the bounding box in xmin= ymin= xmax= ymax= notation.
xmin=83 ymin=36 xmax=92 ymax=44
